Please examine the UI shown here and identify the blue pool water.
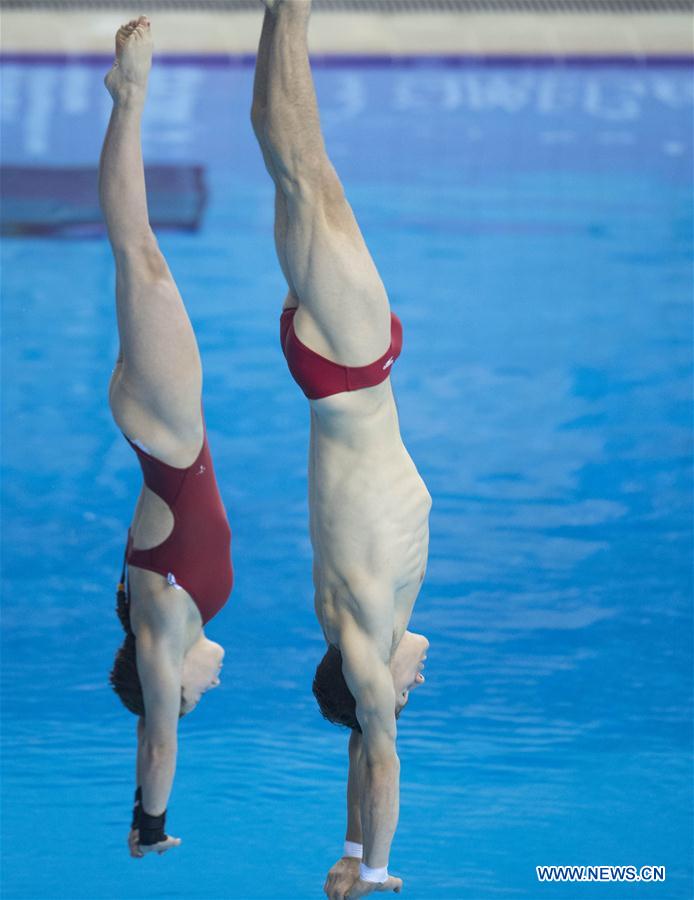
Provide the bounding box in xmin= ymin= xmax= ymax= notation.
xmin=1 ymin=60 xmax=692 ymax=899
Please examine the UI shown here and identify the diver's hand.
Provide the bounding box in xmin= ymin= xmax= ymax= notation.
xmin=128 ymin=828 xmax=140 ymax=857
xmin=128 ymin=828 xmax=181 ymax=858
xmin=324 ymin=856 xmax=361 ymax=899
xmin=139 ymin=834 xmax=181 ymax=857
xmin=344 ymin=875 xmax=403 ymax=898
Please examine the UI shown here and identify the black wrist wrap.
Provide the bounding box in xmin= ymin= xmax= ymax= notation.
xmin=131 ymin=786 xmax=142 ymax=830
xmin=139 ymin=808 xmax=167 ymax=846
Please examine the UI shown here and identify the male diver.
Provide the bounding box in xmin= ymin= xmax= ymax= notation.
xmin=100 ymin=17 xmax=232 ymax=858
xmin=251 ymin=3 xmax=431 ymax=897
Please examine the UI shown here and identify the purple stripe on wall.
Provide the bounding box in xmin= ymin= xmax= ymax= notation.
xmin=1 ymin=51 xmax=693 ymax=66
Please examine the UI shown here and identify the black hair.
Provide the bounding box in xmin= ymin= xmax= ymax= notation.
xmin=109 ymin=581 xmax=146 ymax=717
xmin=312 ymin=644 xmax=361 ymax=732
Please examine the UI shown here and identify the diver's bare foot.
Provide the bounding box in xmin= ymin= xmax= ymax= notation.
xmin=262 ymin=0 xmax=310 ymax=19
xmin=105 ymin=16 xmax=152 ymax=104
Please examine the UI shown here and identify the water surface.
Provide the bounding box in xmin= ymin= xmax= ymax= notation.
xmin=1 ymin=60 xmax=692 ymax=899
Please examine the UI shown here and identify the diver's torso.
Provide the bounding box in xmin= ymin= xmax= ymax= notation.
xmin=308 ymin=381 xmax=431 ymax=647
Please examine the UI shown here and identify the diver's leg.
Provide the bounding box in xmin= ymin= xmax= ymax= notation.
xmin=251 ymin=5 xmax=297 ymax=300
xmin=254 ymin=0 xmax=390 ymax=364
xmin=99 ymin=17 xmax=202 ymax=461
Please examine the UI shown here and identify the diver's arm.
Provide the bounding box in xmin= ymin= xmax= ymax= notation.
xmin=133 ymin=622 xmax=184 ymax=822
xmin=346 ymin=729 xmax=364 ymax=845
xmin=136 ymin=715 xmax=145 ymax=787
xmin=323 ymin=731 xmax=365 ymax=898
xmin=339 ymin=624 xmax=400 ymax=873
xmin=355 ymin=707 xmax=400 ymax=873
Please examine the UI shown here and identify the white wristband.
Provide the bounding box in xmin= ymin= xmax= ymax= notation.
xmin=360 ymin=863 xmax=388 ymax=884
xmin=343 ymin=841 xmax=363 ymax=859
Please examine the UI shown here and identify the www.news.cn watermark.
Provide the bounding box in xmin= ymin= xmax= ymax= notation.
xmin=536 ymin=865 xmax=666 ymax=883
